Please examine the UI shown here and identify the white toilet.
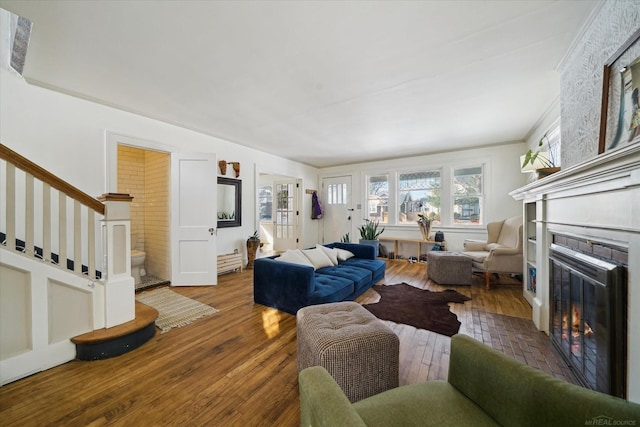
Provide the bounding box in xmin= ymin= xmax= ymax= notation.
xmin=131 ymin=250 xmax=146 ymax=285
xmin=131 ymin=236 xmax=146 ymax=285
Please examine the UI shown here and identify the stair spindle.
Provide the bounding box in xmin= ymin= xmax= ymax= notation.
xmin=43 ymin=182 xmax=51 ymax=263
xmin=25 ymin=173 xmax=34 ymax=256
xmin=5 ymin=163 xmax=16 ymax=251
xmin=88 ymin=210 xmax=96 ymax=279
xmin=58 ymin=191 xmax=66 ymax=267
xmin=74 ymin=200 xmax=82 ymax=274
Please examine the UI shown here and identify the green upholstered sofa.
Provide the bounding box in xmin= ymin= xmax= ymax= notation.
xmin=299 ymin=334 xmax=640 ymax=427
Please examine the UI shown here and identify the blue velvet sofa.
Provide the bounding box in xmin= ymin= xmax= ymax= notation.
xmin=253 ymin=243 xmax=385 ymax=314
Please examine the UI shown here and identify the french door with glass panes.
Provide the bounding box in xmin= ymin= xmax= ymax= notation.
xmin=273 ymin=180 xmax=299 ymax=252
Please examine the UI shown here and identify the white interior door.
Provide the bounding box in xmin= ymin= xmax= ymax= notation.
xmin=273 ymin=179 xmax=299 ymax=252
xmin=322 ymin=175 xmax=353 ymax=244
xmin=170 ymin=153 xmax=217 ymax=286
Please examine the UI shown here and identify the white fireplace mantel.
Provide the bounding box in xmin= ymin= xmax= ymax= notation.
xmin=510 ymin=143 xmax=640 ymax=402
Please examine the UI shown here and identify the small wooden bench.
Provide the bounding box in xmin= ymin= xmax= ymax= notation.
xmin=379 ymin=237 xmax=446 ymax=260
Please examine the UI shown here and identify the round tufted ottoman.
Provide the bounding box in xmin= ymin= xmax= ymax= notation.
xmin=427 ymin=251 xmax=473 ymax=285
xmin=296 ymin=301 xmax=399 ymax=402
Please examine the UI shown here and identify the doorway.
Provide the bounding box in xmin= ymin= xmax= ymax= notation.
xmin=321 ymin=175 xmax=353 ymax=244
xmin=258 ymin=174 xmax=301 ymax=254
xmin=109 ymin=134 xmax=218 ymax=287
xmin=117 ymin=145 xmax=170 ymax=290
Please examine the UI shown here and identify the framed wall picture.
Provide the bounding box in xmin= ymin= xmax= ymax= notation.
xmin=599 ymin=28 xmax=640 ymax=154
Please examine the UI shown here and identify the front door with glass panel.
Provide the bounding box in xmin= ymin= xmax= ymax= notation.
xmin=322 ymin=176 xmax=352 ymax=244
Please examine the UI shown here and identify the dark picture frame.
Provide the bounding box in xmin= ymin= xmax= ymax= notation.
xmin=598 ymin=28 xmax=640 ymax=154
xmin=217 ymin=177 xmax=242 ymax=228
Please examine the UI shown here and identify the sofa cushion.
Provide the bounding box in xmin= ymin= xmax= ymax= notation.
xmin=316 ymin=265 xmax=372 ymax=295
xmin=353 ymin=381 xmax=499 ymax=427
xmin=448 ymin=334 xmax=640 ymax=427
xmin=461 ymin=250 xmax=488 ymax=264
xmin=341 ymin=258 xmax=386 ymax=283
xmin=275 ymin=249 xmax=315 ymax=268
xmin=327 ymin=242 xmax=375 ymax=260
xmin=309 ymin=274 xmax=354 ymax=304
xmin=302 ymin=247 xmax=335 ymax=270
xmin=317 ymin=244 xmax=339 ymax=265
xmin=335 ymin=247 xmax=355 ymax=261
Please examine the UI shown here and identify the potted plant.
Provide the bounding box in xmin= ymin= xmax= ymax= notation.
xmin=340 ymin=233 xmax=351 ymax=243
xmin=358 ymin=218 xmax=385 ymax=257
xmin=246 ymin=230 xmax=260 ymax=269
xmin=521 ymin=132 xmax=560 ymax=178
xmin=417 ymin=213 xmax=431 ymax=241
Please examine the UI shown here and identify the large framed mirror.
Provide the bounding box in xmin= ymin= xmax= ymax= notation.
xmin=217 ymin=177 xmax=241 ymax=228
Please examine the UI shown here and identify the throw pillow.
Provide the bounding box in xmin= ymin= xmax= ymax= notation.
xmin=275 ymin=249 xmax=314 ymax=268
xmin=316 ymin=244 xmax=339 ymax=265
xmin=301 ymin=247 xmax=334 ymax=270
xmin=335 ymin=247 xmax=355 ymax=261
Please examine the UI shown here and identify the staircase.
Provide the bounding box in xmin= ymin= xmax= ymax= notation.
xmin=0 ymin=143 xmax=155 ymax=385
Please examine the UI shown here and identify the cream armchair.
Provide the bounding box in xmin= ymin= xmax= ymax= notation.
xmin=462 ymin=216 xmax=523 ymax=289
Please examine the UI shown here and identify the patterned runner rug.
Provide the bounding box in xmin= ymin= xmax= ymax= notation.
xmin=135 ymin=287 xmax=218 ymax=333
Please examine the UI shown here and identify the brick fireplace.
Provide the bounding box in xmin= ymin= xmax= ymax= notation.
xmin=510 ymin=143 xmax=640 ymax=402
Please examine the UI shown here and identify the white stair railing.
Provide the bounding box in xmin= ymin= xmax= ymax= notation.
xmin=0 ymin=143 xmax=136 ymax=385
xmin=1 ymin=144 xmax=105 ymax=279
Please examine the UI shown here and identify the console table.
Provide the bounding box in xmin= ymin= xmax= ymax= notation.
xmin=379 ymin=237 xmax=446 ymax=260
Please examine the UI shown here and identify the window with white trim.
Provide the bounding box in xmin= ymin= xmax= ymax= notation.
xmin=366 ymin=174 xmax=388 ymax=223
xmin=398 ymin=170 xmax=441 ymax=225
xmin=452 ymin=166 xmax=483 ymax=225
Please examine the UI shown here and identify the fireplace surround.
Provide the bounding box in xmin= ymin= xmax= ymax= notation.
xmin=510 ymin=143 xmax=640 ymax=402
xmin=549 ymin=240 xmax=627 ymax=398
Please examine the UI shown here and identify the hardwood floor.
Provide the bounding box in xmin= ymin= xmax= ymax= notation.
xmin=0 ymin=261 xmax=572 ymax=426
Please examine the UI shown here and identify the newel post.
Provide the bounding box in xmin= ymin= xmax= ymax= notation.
xmin=98 ymin=193 xmax=135 ymax=328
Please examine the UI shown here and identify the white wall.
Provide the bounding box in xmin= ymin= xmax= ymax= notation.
xmin=0 ymin=68 xmax=319 ymax=260
xmin=1 ymin=63 xmax=529 ymax=259
xmin=319 ymin=142 xmax=528 ymax=253
xmin=522 ymin=99 xmax=561 ymax=184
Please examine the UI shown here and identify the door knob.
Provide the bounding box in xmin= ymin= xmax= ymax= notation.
xmin=209 ymin=227 xmax=216 ymax=235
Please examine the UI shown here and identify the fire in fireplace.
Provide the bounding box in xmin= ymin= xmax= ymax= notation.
xmin=549 ymin=241 xmax=627 ymax=398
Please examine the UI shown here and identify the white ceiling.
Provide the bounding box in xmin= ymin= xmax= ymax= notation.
xmin=1 ymin=0 xmax=598 ymax=168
